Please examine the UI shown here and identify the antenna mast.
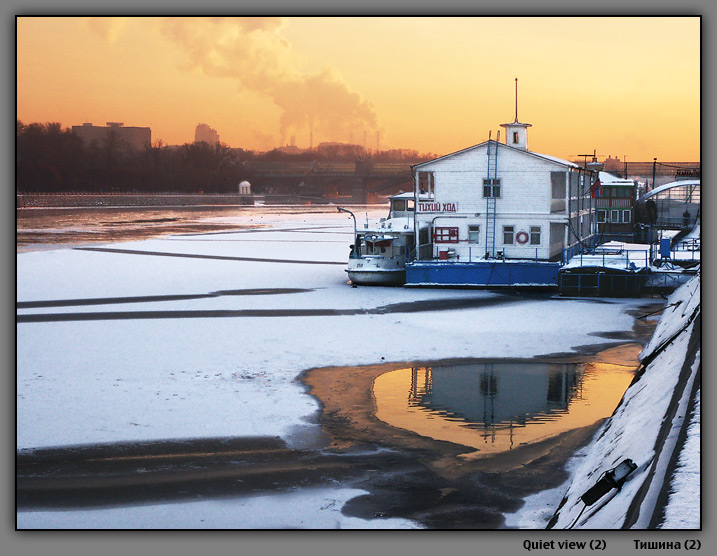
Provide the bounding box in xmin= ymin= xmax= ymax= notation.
xmin=514 ymin=78 xmax=519 ymax=123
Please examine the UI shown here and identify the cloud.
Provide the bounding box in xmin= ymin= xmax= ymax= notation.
xmin=86 ymin=17 xmax=130 ymax=45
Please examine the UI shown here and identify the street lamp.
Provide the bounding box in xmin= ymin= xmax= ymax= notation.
xmin=337 ymin=206 xmax=358 ymax=256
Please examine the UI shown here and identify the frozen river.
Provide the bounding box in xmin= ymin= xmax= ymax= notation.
xmin=16 ymin=204 xmax=663 ymax=530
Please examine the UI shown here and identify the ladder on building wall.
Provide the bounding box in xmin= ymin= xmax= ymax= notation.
xmin=485 ymin=139 xmax=499 ymax=258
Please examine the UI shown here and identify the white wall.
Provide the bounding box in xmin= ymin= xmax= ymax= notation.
xmin=414 ymin=143 xmax=583 ymax=261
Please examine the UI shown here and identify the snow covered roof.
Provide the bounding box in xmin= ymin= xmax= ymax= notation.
xmin=599 ymin=171 xmax=634 ymax=186
xmin=413 ymin=140 xmax=581 ymax=170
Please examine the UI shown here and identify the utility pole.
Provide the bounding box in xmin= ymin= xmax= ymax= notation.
xmin=652 ymin=158 xmax=657 ymax=191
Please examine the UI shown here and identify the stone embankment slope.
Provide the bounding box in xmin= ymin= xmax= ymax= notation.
xmin=548 ymin=275 xmax=701 ymax=529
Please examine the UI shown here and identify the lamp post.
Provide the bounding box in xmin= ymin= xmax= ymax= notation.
xmin=337 ymin=207 xmax=358 ymax=256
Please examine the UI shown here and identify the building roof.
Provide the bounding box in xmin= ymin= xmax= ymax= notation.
xmin=412 ymin=140 xmax=581 ymax=171
xmin=640 ymin=179 xmax=701 ymax=201
xmin=599 ymin=171 xmax=634 ymax=186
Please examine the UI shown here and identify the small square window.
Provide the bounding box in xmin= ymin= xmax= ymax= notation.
xmin=503 ymin=225 xmax=514 ymax=245
xmin=597 ymin=210 xmax=607 ymax=223
xmin=611 ymin=210 xmax=620 ymax=223
xmin=623 ymin=210 xmax=631 ymax=223
xmin=468 ymin=225 xmax=480 ymax=244
xmin=482 ymin=178 xmax=501 ymax=198
xmin=530 ymin=226 xmax=541 ymax=245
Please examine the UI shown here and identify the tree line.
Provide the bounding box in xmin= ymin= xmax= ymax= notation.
xmin=17 ymin=121 xmax=435 ymax=194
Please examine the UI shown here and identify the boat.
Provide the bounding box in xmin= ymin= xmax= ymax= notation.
xmin=340 ymin=193 xmax=430 ymax=286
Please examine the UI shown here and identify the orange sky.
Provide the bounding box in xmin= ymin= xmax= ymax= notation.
xmin=17 ymin=16 xmax=700 ymax=160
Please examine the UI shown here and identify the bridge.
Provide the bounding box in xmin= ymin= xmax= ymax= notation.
xmin=242 ymin=159 xmax=417 ymax=203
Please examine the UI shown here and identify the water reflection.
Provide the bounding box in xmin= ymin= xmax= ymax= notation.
xmin=374 ymin=360 xmax=635 ymax=455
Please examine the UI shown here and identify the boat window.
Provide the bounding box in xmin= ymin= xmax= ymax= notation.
xmin=392 ymin=199 xmax=406 ymax=212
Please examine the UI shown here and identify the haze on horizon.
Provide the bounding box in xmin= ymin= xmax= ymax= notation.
xmin=17 ymin=16 xmax=700 ymax=161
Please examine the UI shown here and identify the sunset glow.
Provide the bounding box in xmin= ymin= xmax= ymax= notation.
xmin=17 ymin=16 xmax=700 ymax=160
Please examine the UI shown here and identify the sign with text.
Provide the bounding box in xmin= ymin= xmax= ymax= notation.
xmin=418 ymin=202 xmax=457 ymax=213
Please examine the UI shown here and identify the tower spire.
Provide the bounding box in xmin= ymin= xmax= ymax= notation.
xmin=501 ymin=78 xmax=531 ymax=150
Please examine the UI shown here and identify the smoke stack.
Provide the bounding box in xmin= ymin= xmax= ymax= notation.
xmin=376 ymin=131 xmax=380 ymax=153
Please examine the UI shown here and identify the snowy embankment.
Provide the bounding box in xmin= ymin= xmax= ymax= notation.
xmin=544 ymin=276 xmax=700 ymax=529
xmin=16 ymin=209 xmax=660 ymax=529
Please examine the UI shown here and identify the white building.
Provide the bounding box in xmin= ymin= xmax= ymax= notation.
xmin=238 ymin=180 xmax=251 ymax=195
xmin=412 ymin=117 xmax=598 ymax=264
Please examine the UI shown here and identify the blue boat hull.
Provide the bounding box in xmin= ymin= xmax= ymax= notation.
xmin=405 ymin=261 xmax=560 ymax=288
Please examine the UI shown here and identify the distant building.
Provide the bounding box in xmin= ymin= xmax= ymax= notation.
xmin=195 ymin=123 xmax=220 ymax=145
xmin=71 ymin=122 xmax=151 ymax=150
xmin=595 ymin=171 xmax=636 ymax=237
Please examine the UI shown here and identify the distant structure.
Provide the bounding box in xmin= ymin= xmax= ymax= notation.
xmin=238 ymin=180 xmax=251 ymax=195
xmin=71 ymin=122 xmax=151 ymax=150
xmin=195 ymin=123 xmax=220 ymax=145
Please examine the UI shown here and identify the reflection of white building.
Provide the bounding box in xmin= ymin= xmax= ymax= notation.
xmin=410 ymin=363 xmax=580 ymax=427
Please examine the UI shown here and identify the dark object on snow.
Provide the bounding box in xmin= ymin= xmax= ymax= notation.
xmin=580 ymin=459 xmax=638 ymax=506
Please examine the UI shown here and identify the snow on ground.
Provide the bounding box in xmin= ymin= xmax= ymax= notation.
xmin=16 ymin=208 xmax=661 ymax=528
xmin=563 ymin=239 xmax=700 ymax=272
xmin=546 ymin=277 xmax=700 ymax=530
xmin=661 ymin=389 xmax=700 ymax=529
xmin=16 ymin=487 xmax=419 ymax=530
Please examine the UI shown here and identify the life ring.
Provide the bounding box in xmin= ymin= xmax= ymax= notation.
xmin=516 ymin=231 xmax=529 ymax=244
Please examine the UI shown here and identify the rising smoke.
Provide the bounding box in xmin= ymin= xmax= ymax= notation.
xmin=99 ymin=17 xmax=379 ymax=147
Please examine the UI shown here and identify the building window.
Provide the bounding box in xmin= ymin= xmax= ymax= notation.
xmin=530 ymin=226 xmax=541 ymax=245
xmin=551 ymin=172 xmax=567 ymax=199
xmin=513 ymin=132 xmax=519 ymax=144
xmin=418 ymin=172 xmax=434 ymax=195
xmin=597 ymin=210 xmax=607 ymax=223
xmin=623 ymin=210 xmax=631 ymax=223
xmin=434 ymin=227 xmax=459 ymax=244
xmin=611 ymin=209 xmax=620 ymax=223
xmin=483 ymin=178 xmax=501 ymax=198
xmin=468 ymin=225 xmax=480 ymax=244
xmin=503 ymin=225 xmax=514 ymax=245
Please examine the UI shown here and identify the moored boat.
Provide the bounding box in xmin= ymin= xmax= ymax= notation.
xmin=340 ymin=193 xmax=430 ymax=286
